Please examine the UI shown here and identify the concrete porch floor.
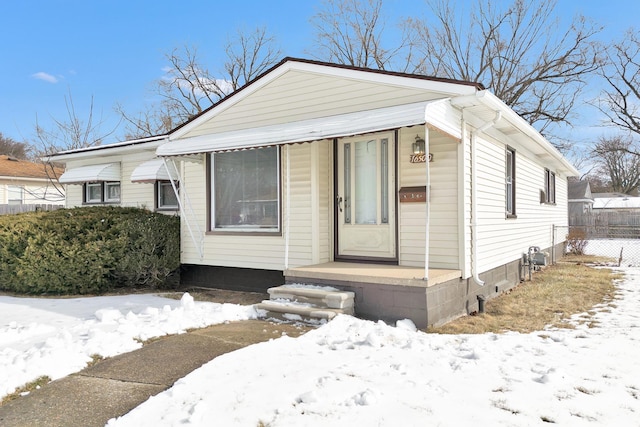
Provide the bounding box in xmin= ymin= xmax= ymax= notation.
xmin=284 ymin=262 xmax=461 ymax=288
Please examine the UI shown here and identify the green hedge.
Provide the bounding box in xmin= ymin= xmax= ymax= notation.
xmin=0 ymin=206 xmax=180 ymax=295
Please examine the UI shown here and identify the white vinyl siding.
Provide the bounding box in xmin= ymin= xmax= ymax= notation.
xmin=398 ymin=127 xmax=459 ymax=269
xmin=473 ymin=134 xmax=569 ymax=274
xmin=183 ymin=143 xmax=325 ymax=270
xmin=183 ymin=71 xmax=452 ymax=139
xmin=63 ymin=151 xmax=160 ymax=211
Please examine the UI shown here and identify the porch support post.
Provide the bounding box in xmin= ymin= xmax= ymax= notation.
xmin=424 ymin=124 xmax=430 ymax=281
xmin=284 ymin=144 xmax=291 ymax=270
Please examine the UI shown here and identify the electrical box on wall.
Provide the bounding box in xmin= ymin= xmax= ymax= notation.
xmin=399 ymin=186 xmax=427 ymax=203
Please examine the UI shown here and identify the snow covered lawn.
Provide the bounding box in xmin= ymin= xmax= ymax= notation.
xmin=2 ymin=265 xmax=640 ymax=425
xmin=0 ymin=293 xmax=260 ymax=399
xmin=106 ymin=267 xmax=640 ymax=426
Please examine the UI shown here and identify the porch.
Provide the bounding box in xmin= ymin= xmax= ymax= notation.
xmin=284 ymin=263 xmax=466 ymax=328
xmin=284 ymin=262 xmax=461 ymax=288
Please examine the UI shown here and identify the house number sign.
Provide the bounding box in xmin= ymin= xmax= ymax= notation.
xmin=409 ymin=153 xmax=433 ymax=163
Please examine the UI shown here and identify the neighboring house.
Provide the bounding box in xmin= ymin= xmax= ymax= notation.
xmin=568 ymin=180 xmax=593 ymax=217
xmin=152 ymin=57 xmax=577 ymax=327
xmin=46 ymin=135 xmax=179 ymax=213
xmin=0 ymin=155 xmax=64 ymax=205
xmin=592 ymin=195 xmax=640 ymax=213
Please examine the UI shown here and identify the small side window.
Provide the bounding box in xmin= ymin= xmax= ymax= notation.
xmin=104 ymin=182 xmax=121 ymax=203
xmin=84 ymin=182 xmax=121 ymax=204
xmin=85 ymin=183 xmax=103 ymax=204
xmin=157 ymin=181 xmax=179 ymax=210
xmin=544 ymin=169 xmax=556 ymax=204
xmin=505 ymin=147 xmax=516 ymax=217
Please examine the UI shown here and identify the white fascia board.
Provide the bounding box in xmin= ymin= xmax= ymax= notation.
xmin=0 ymin=176 xmax=51 ymax=183
xmin=46 ymin=136 xmax=168 ymax=163
xmin=451 ymin=91 xmax=579 ymax=176
xmin=170 ymin=59 xmax=481 ymax=140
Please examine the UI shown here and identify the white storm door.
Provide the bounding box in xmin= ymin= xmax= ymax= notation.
xmin=336 ymin=133 xmax=396 ymax=260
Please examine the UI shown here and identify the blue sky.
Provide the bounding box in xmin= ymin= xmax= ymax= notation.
xmin=0 ymin=0 xmax=637 ymax=148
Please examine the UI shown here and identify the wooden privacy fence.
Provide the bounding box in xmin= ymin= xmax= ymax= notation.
xmin=570 ymin=211 xmax=640 ymax=227
xmin=0 ymin=204 xmax=63 ymax=216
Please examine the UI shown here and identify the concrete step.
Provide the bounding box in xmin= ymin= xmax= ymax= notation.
xmin=256 ymin=299 xmax=353 ymax=321
xmin=268 ymin=285 xmax=355 ymax=309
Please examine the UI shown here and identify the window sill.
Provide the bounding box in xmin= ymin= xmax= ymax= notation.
xmin=506 ymin=214 xmax=518 ymax=219
xmin=206 ymin=229 xmax=282 ymax=237
xmin=83 ymin=201 xmax=121 ymax=206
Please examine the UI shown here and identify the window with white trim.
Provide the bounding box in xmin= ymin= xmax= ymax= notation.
xmin=544 ymin=169 xmax=556 ymax=204
xmin=7 ymin=185 xmax=23 ymax=205
xmin=157 ymin=180 xmax=179 ymax=210
xmin=506 ymin=147 xmax=516 ymax=217
xmin=211 ymin=147 xmax=280 ymax=231
xmin=84 ymin=182 xmax=121 ymax=204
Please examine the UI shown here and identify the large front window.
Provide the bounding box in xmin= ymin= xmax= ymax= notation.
xmin=211 ymin=147 xmax=280 ymax=231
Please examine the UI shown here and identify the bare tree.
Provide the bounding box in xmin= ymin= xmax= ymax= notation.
xmin=591 ymin=135 xmax=640 ymax=194
xmin=224 ymin=26 xmax=282 ymax=91
xmin=407 ymin=0 xmax=602 ymax=136
xmin=33 ymin=90 xmax=116 ymax=199
xmin=34 ymin=90 xmax=115 ymax=155
xmin=118 ymin=27 xmax=281 ymax=139
xmin=599 ymin=29 xmax=640 ymax=136
xmin=0 ymin=133 xmax=31 ymax=159
xmin=310 ymin=0 xmax=416 ymax=71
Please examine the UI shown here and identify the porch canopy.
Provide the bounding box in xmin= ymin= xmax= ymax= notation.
xmin=130 ymin=158 xmax=179 ymax=183
xmin=157 ymin=99 xmax=460 ymax=156
xmin=58 ymin=163 xmax=120 ymax=184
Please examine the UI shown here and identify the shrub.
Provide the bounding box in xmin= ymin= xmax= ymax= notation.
xmin=0 ymin=207 xmax=180 ymax=295
xmin=566 ymin=228 xmax=588 ymax=255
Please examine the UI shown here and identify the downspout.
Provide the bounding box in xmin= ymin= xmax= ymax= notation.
xmin=469 ymin=110 xmax=502 ymax=286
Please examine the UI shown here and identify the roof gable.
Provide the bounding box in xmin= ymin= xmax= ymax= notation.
xmin=568 ymin=180 xmax=592 ymax=200
xmin=171 ymin=57 xmax=482 ymax=140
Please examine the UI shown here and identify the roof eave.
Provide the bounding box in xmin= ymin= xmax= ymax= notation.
xmin=451 ymin=91 xmax=579 ymax=176
xmin=45 ymin=135 xmax=168 ymax=163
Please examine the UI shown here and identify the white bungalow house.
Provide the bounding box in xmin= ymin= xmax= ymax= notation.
xmin=155 ymin=58 xmax=577 ymax=327
xmin=46 ymin=135 xmax=180 ymax=213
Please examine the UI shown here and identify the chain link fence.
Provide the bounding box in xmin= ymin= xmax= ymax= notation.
xmin=555 ymin=224 xmax=640 ymax=267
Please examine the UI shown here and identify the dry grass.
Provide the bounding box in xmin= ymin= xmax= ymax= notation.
xmin=428 ymin=257 xmax=621 ymax=334
xmin=1 ymin=375 xmax=51 ymax=406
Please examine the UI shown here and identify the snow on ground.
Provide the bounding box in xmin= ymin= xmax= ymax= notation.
xmin=2 ymin=241 xmax=640 ymax=426
xmin=0 ymin=293 xmax=260 ymax=398
xmin=106 ymin=268 xmax=640 ymax=426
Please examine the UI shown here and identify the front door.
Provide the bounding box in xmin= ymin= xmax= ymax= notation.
xmin=336 ymin=132 xmax=396 ymax=261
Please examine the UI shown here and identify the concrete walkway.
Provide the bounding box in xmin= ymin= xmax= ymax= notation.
xmin=0 ymin=320 xmax=309 ymax=427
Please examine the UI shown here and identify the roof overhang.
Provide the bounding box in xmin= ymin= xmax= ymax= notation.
xmin=451 ymin=91 xmax=579 ymax=176
xmin=59 ymin=163 xmax=120 ymax=184
xmin=130 ymin=158 xmax=179 ymax=183
xmin=158 ymin=100 xmax=459 ymax=157
xmin=46 ymin=135 xmax=168 ymax=163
